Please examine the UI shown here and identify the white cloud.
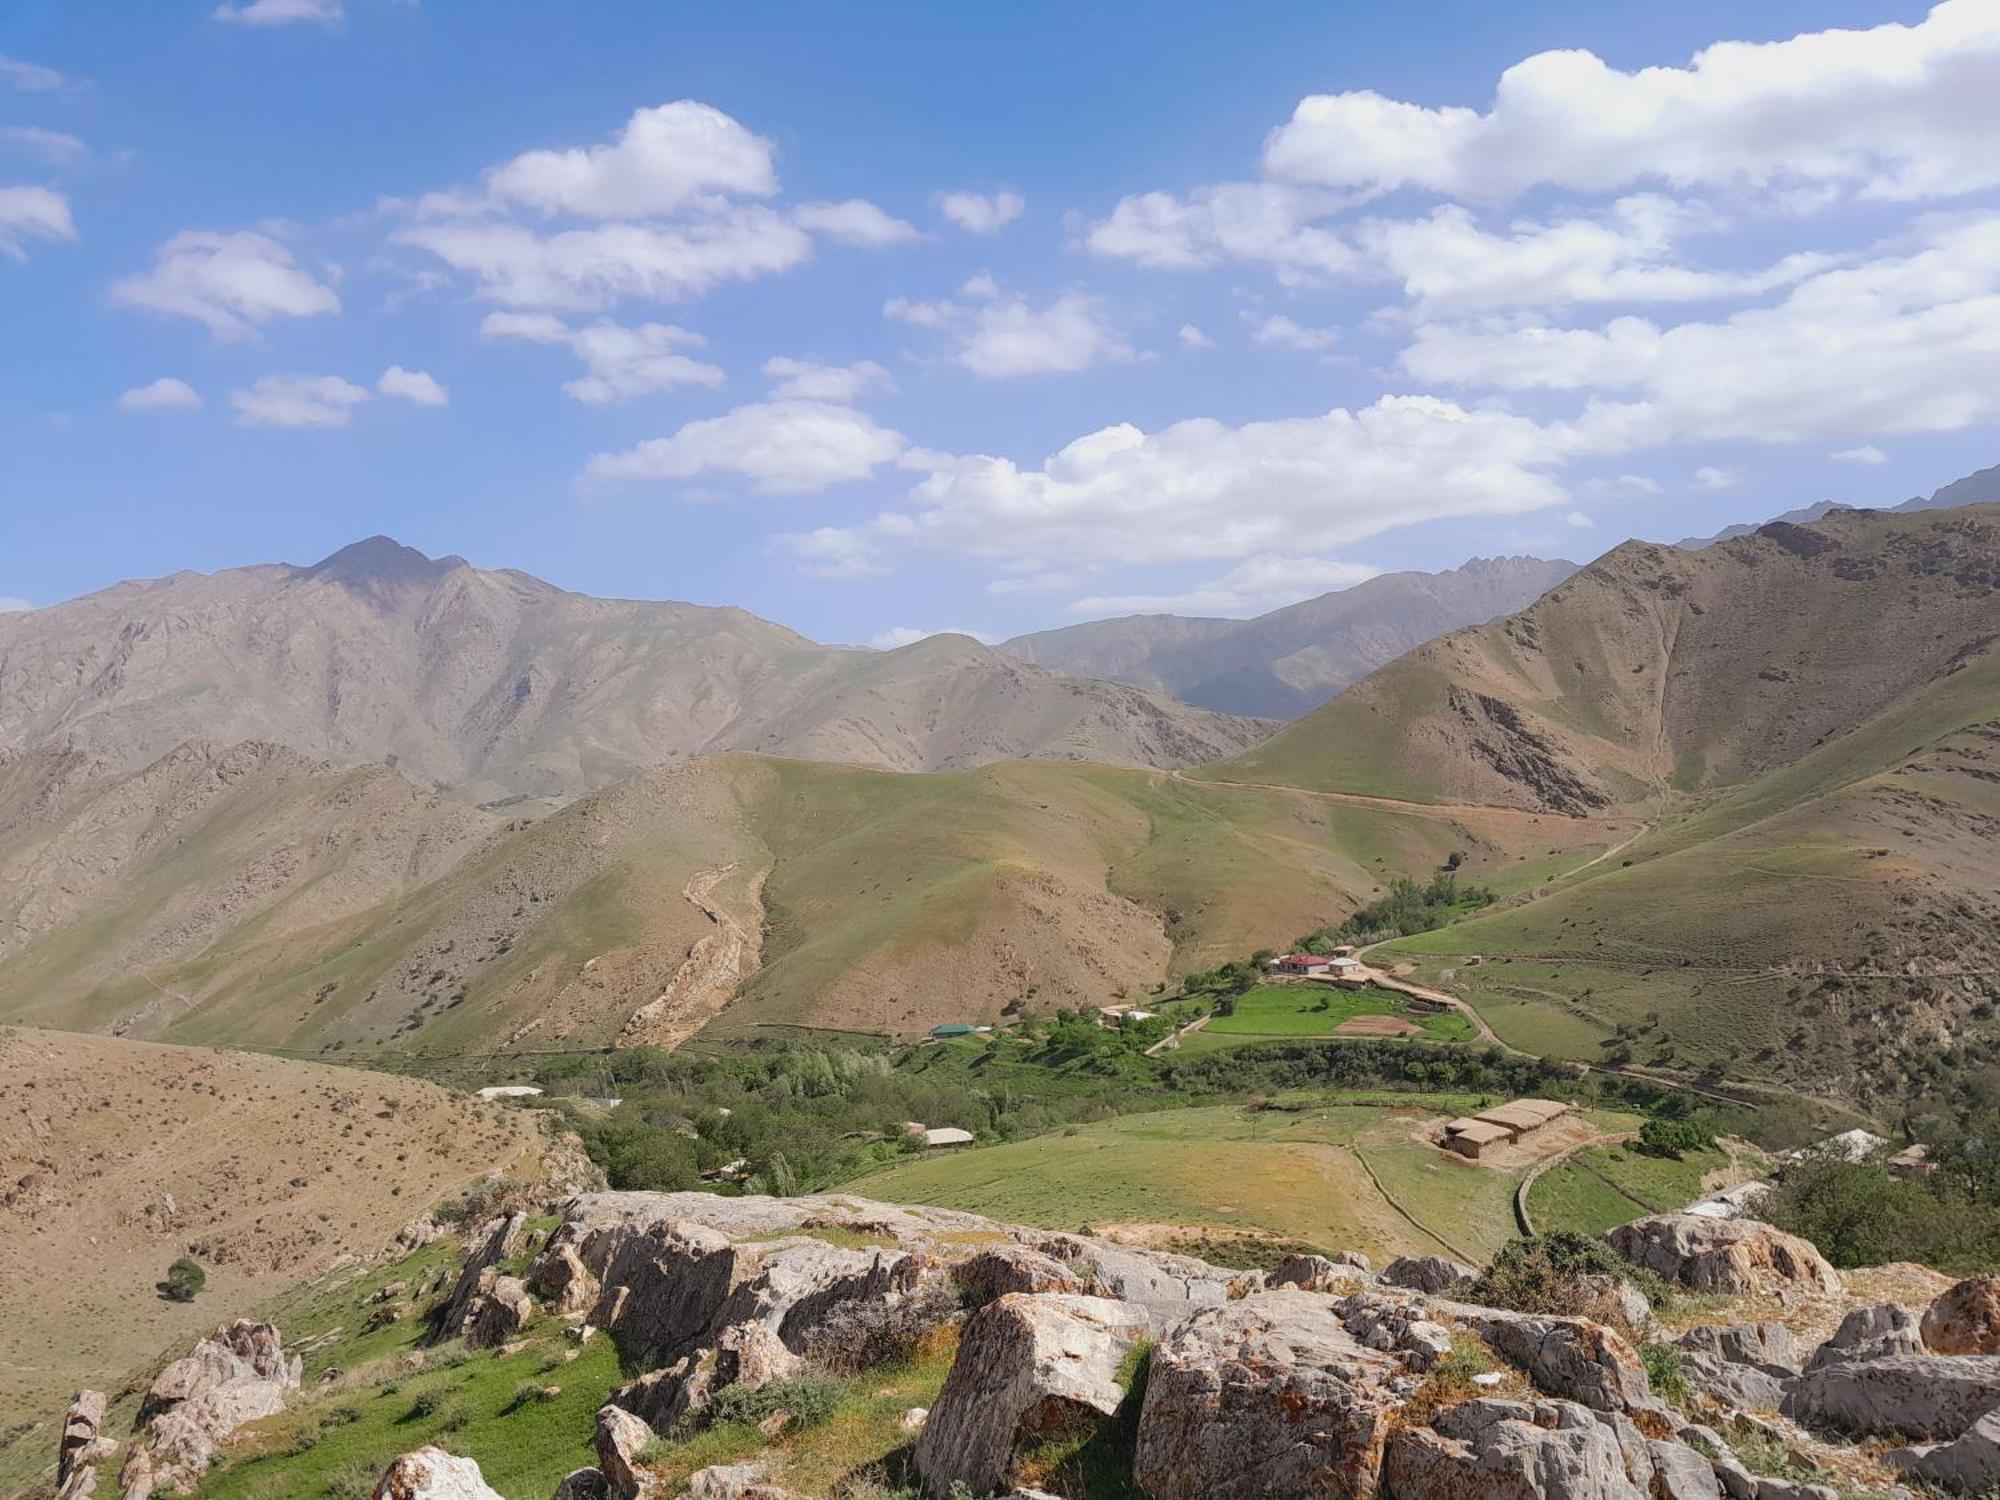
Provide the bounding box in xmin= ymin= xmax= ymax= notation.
xmin=0 ymin=55 xmax=67 ymax=92
xmin=585 ymin=399 xmax=909 ymax=494
xmin=1564 ymin=511 xmax=1596 ymax=528
xmin=838 ymin=395 xmax=1568 ymax=575
xmin=762 ymin=356 xmax=892 ymax=402
xmin=960 ymin=272 xmax=999 ymax=299
xmin=1070 ymin=554 xmax=1381 ymax=617
xmin=1693 ymin=466 xmax=1739 ymax=490
xmin=110 ymin=230 xmax=338 ymax=338
xmin=793 ymin=199 xmax=917 ymax=245
xmin=1357 ymin=197 xmax=1829 ymax=317
xmin=0 ymin=185 xmax=74 ymax=258
xmin=939 ymin=190 xmax=1024 ymax=234
xmin=1404 ymin=218 xmax=2000 ymax=450
xmin=779 ymin=526 xmax=888 ymax=579
xmin=118 ymin=377 xmax=202 ymax=412
xmin=3 ymin=127 xmax=87 ymax=165
xmin=377 ymin=365 xmax=448 ymax=406
xmin=481 ymin=311 xmax=724 ymax=401
xmin=0 ymin=597 xmax=32 ymax=613
xmin=230 ymin=374 xmax=370 ymax=429
xmin=1832 ymin=445 xmax=1888 ymax=464
xmin=1083 ymin=182 xmax=1354 ymax=282
xmin=214 ymin=0 xmax=343 ymax=23
xmin=1251 ymin=313 xmax=1339 ymax=351
xmin=888 ymin=287 xmax=1129 ymax=378
xmin=397 ymin=210 xmax=811 ymax=310
xmin=1177 ymin=323 xmax=1214 ymax=350
xmin=868 ymin=624 xmax=998 ymax=649
xmin=485 ymin=101 xmax=776 ymax=219
xmin=1264 ymin=2 xmax=2000 ymax=204
xmin=986 ymin=570 xmax=1081 ymax=596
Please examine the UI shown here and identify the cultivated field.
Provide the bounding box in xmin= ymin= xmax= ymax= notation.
xmin=1162 ymin=984 xmax=1476 ymax=1053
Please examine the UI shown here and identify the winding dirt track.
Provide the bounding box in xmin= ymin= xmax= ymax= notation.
xmin=620 ymin=864 xmax=764 ymax=1049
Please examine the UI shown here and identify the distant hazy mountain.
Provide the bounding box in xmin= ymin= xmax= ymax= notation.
xmin=1002 ymin=557 xmax=1579 ymax=719
xmin=1676 ymin=460 xmax=2000 ymax=549
xmin=0 ymin=537 xmax=1268 ymax=804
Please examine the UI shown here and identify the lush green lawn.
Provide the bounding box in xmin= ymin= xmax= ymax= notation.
xmin=1168 ymin=984 xmax=1475 ymax=1053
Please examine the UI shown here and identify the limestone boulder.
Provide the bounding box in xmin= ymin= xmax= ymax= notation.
xmin=1803 ymin=1304 xmax=1923 ymax=1370
xmin=915 ymin=1293 xmax=1149 ymax=1499
xmin=1383 ymin=1399 xmax=1647 ymax=1500
xmin=1783 ymin=1352 xmax=2000 ymax=1439
xmin=58 ymin=1390 xmax=114 ymax=1497
xmin=1133 ymin=1290 xmax=1403 ymax=1499
xmin=1604 ymin=1216 xmax=1841 ymax=1297
xmin=1380 ymin=1254 xmax=1477 ymax=1294
xmin=1887 ymin=1407 xmax=2000 ymax=1493
xmin=1926 ymin=1277 xmax=2000 ymax=1356
xmin=952 ymin=1245 xmax=1088 ymax=1308
xmin=124 ymin=1322 xmax=300 ymax=1495
xmin=432 ymin=1212 xmax=525 ymax=1343
xmin=1675 ymin=1353 xmax=1790 ymax=1414
xmin=1268 ymin=1253 xmax=1370 ymax=1294
xmin=371 ymin=1447 xmax=505 ymax=1500
xmin=594 ymin=1405 xmax=660 ymax=1500
xmin=463 ymin=1274 xmax=535 ymax=1350
xmin=1438 ymin=1302 xmax=1653 ymax=1413
xmin=529 ymin=1242 xmax=601 ymax=1319
xmin=548 ymin=1472 xmax=609 ymax=1500
xmin=1676 ymin=1324 xmax=1801 ymax=1374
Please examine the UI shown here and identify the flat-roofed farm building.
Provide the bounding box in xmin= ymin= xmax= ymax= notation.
xmin=1443 ymin=1120 xmax=1513 ymax=1159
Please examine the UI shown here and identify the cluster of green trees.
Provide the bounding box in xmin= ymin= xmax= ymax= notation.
xmin=1299 ymin=869 xmax=1497 ymax=951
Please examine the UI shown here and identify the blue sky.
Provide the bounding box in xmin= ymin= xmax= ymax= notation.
xmin=5 ymin=0 xmax=1999 ymax=644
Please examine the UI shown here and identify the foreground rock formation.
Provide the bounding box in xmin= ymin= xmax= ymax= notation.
xmin=119 ymin=1320 xmax=299 ymax=1496
xmin=343 ymin=1194 xmax=2000 ymax=1499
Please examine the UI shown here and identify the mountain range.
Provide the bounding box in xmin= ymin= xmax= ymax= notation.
xmin=1001 ymin=556 xmax=1578 ymax=719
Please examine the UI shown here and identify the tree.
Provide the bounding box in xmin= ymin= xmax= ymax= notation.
xmin=1637 ymin=1117 xmax=1713 ymax=1158
xmin=159 ymin=1256 xmax=206 ymax=1303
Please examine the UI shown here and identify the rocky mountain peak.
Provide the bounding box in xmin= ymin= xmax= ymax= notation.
xmin=297 ymin=536 xmax=470 ymax=596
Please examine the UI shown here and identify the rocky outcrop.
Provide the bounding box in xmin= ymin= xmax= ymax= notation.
xmin=1268 ymin=1252 xmax=1371 ymax=1293
xmin=434 ymin=1212 xmax=527 ymax=1344
xmin=1676 ymin=1324 xmax=1801 ymax=1373
xmin=1926 ymin=1276 xmax=2000 ymax=1355
xmin=1381 ymin=1254 xmax=1477 ymax=1294
xmin=549 ymin=1472 xmax=610 ymax=1500
xmin=1133 ymin=1291 xmax=1402 ymax=1499
xmin=122 ymin=1321 xmax=300 ymax=1496
xmin=57 ymin=1390 xmax=114 ymax=1499
xmin=1439 ymin=1302 xmax=1653 ymax=1413
xmin=529 ymin=1241 xmax=602 ymax=1318
xmin=1384 ymin=1398 xmax=1649 ymax=1500
xmin=1784 ymin=1352 xmax=2000 ymax=1438
xmin=370 ymin=1447 xmax=504 ymax=1499
xmin=1888 ymin=1407 xmax=2000 ymax=1493
xmin=594 ymin=1405 xmax=660 ymax=1500
xmin=916 ymin=1293 xmax=1149 ymax=1498
xmin=463 ymin=1273 xmax=534 ymax=1350
xmin=952 ymin=1245 xmax=1088 ymax=1308
xmin=1676 ymin=1353 xmax=1790 ymax=1414
xmin=1803 ymin=1304 xmax=1923 ymax=1370
xmin=1605 ymin=1216 xmax=1841 ymax=1298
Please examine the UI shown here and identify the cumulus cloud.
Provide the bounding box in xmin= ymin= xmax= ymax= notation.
xmin=485 ymin=101 xmax=776 ymax=218
xmin=831 ymin=395 xmax=1569 ymax=578
xmin=1251 ymin=313 xmax=1339 ymax=351
xmin=585 ymin=399 xmax=910 ymax=494
xmin=1833 ymin=444 xmax=1888 ymax=464
xmin=939 ymin=190 xmax=1024 ymax=234
xmin=1404 ymin=218 xmax=2000 ymax=450
xmin=1357 ymin=197 xmax=1830 ymax=317
xmin=762 ymin=356 xmax=892 ymax=402
xmin=214 ymin=0 xmax=342 ymax=22
xmin=397 ymin=210 xmax=811 ymax=310
xmin=1177 ymin=323 xmax=1214 ymax=350
xmin=887 ymin=286 xmax=1129 ymax=378
xmin=779 ymin=526 xmax=889 ymax=579
xmin=481 ymin=311 xmax=723 ymax=401
xmin=793 ymin=199 xmax=918 ymax=245
xmin=1070 ymin=554 xmax=1381 ymax=617
xmin=1264 ymin=2 xmax=2000 ymax=203
xmin=1693 ymin=466 xmax=1739 ymax=490
xmin=110 ymin=230 xmax=338 ymax=338
xmin=1083 ymin=182 xmax=1354 ymax=282
xmin=377 ymin=365 xmax=448 ymax=406
xmin=0 ymin=185 xmax=74 ymax=258
xmin=3 ymin=126 xmax=87 ymax=164
xmin=0 ymin=55 xmax=68 ymax=92
xmin=118 ymin=377 xmax=202 ymax=411
xmin=230 ymin=374 xmax=370 ymax=429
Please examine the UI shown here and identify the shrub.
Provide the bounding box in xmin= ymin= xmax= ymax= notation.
xmin=1640 ymin=1343 xmax=1692 ymax=1407
xmin=324 ymin=1458 xmax=381 ymax=1500
xmin=158 ymin=1257 xmax=207 ymax=1303
xmin=1761 ymin=1157 xmax=2000 ymax=1272
xmin=1637 ymin=1117 xmax=1714 ymax=1158
xmin=703 ymin=1373 xmax=849 ymax=1430
xmin=1473 ymin=1231 xmax=1668 ymax=1315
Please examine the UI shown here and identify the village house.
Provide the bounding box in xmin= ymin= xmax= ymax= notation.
xmin=1440 ymin=1098 xmax=1574 ymax=1159
xmin=1271 ymin=953 xmax=1334 ymax=975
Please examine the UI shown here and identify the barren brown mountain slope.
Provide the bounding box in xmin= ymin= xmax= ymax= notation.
xmin=0 ymin=1026 xmax=583 ymax=1424
xmin=0 ymin=750 xmax=1628 ymax=1054
xmin=1210 ymin=505 xmax=2000 ymax=814
xmin=0 ymin=538 xmax=1266 ymax=804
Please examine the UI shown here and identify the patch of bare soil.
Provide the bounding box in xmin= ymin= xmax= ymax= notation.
xmin=0 ymin=1026 xmax=573 ymax=1426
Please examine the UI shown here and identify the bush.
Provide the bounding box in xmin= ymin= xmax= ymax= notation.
xmin=158 ymin=1256 xmax=207 ymax=1303
xmin=1761 ymin=1157 xmax=2000 ymax=1272
xmin=1473 ymin=1231 xmax=1669 ymax=1316
xmin=324 ymin=1458 xmax=381 ymax=1500
xmin=703 ymin=1373 xmax=849 ymax=1430
xmin=1640 ymin=1343 xmax=1692 ymax=1407
xmin=1637 ymin=1117 xmax=1713 ymax=1158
